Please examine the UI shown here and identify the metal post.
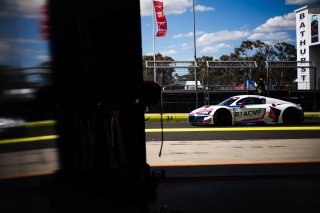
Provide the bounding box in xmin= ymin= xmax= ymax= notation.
xmin=152 ymin=2 xmax=156 ymax=83
xmin=206 ymin=67 xmax=209 ymax=105
xmin=192 ymin=0 xmax=198 ymax=107
xmin=314 ymin=67 xmax=317 ymax=111
xmin=314 ymin=67 xmax=317 ymax=90
xmin=266 ymin=67 xmax=269 ymax=97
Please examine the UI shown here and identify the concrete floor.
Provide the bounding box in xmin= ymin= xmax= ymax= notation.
xmin=1 ymin=163 xmax=320 ymax=213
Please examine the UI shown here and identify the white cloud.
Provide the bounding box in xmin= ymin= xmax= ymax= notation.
xmin=249 ymin=32 xmax=294 ymax=42
xmin=172 ymin=31 xmax=205 ymax=38
xmin=172 ymin=32 xmax=193 ymax=39
xmin=181 ymin=43 xmax=191 ymax=49
xmin=145 ymin=49 xmax=177 ymax=56
xmin=194 ymin=5 xmax=215 ymax=12
xmin=197 ymin=30 xmax=251 ymax=46
xmin=1 ymin=42 xmax=47 ymax=56
xmin=35 ymin=55 xmax=50 ymax=61
xmin=164 ymin=0 xmax=193 ymax=15
xmin=0 ymin=39 xmax=44 ymax=57
xmin=144 ymin=52 xmax=154 ymax=56
xmin=201 ymin=43 xmax=231 ymax=54
xmin=140 ymin=0 xmax=205 ymax=16
xmin=140 ymin=0 xmax=192 ymax=16
xmin=0 ymin=0 xmax=45 ymax=18
xmin=285 ymin=0 xmax=320 ymax=5
xmin=254 ymin=13 xmax=296 ymax=33
xmin=8 ymin=38 xmax=41 ymax=44
xmin=160 ymin=49 xmax=177 ymax=56
xmin=140 ymin=0 xmax=154 ymax=16
xmin=0 ymin=38 xmax=42 ymax=55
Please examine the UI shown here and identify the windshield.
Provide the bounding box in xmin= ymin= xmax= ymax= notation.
xmin=217 ymin=97 xmax=238 ymax=106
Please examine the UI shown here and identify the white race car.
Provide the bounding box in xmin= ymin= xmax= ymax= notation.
xmin=188 ymin=95 xmax=304 ymax=126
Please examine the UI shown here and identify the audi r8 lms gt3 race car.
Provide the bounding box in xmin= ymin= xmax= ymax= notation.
xmin=188 ymin=95 xmax=304 ymax=126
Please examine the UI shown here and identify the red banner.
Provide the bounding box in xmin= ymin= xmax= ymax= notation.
xmin=153 ymin=0 xmax=167 ymax=37
xmin=40 ymin=4 xmax=49 ymax=40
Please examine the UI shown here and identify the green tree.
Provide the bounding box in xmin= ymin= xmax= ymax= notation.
xmin=142 ymin=53 xmax=175 ymax=86
xmin=274 ymin=42 xmax=297 ymax=61
xmin=272 ymin=42 xmax=297 ymax=88
xmin=195 ymin=55 xmax=213 ymax=89
xmin=214 ymin=40 xmax=297 ymax=90
xmin=142 ymin=40 xmax=297 ymax=91
xmin=235 ymin=40 xmax=256 ymax=60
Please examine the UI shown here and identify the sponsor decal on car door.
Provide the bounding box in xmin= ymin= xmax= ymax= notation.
xmin=234 ymin=108 xmax=266 ymax=122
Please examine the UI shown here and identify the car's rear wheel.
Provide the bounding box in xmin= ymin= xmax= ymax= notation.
xmin=282 ymin=107 xmax=300 ymax=125
xmin=214 ymin=109 xmax=232 ymax=126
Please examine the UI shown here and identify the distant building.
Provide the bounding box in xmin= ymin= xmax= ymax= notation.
xmin=295 ymin=6 xmax=320 ymax=90
xmin=178 ymin=81 xmax=202 ymax=90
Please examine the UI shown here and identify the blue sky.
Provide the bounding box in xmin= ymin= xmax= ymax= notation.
xmin=0 ymin=0 xmax=49 ymax=67
xmin=0 ymin=0 xmax=320 ymax=67
xmin=140 ymin=0 xmax=320 ymax=60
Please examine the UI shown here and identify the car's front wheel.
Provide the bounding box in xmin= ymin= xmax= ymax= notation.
xmin=282 ymin=107 xmax=301 ymax=125
xmin=214 ymin=109 xmax=232 ymax=126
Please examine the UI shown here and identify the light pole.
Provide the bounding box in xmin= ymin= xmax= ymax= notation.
xmin=152 ymin=2 xmax=157 ymax=83
xmin=192 ymin=0 xmax=198 ymax=107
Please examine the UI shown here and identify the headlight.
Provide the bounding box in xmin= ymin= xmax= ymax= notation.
xmin=199 ymin=111 xmax=212 ymax=115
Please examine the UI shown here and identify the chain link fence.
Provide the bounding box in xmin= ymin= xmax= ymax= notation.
xmin=265 ymin=61 xmax=317 ymax=91
xmin=206 ymin=61 xmax=258 ymax=91
xmin=145 ymin=60 xmax=319 ymax=92
xmin=144 ymin=60 xmax=319 ymax=112
xmin=145 ymin=60 xmax=199 ymax=90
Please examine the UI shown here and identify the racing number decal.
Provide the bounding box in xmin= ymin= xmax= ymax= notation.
xmin=234 ymin=108 xmax=266 ymax=121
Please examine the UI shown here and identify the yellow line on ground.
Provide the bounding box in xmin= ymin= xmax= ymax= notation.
xmin=150 ymin=159 xmax=320 ymax=167
xmin=145 ymin=126 xmax=320 ymax=132
xmin=0 ymin=135 xmax=59 ymax=145
xmin=0 ymin=126 xmax=318 ymax=144
xmin=18 ymin=112 xmax=319 ymax=127
xmin=26 ymin=120 xmax=56 ymax=128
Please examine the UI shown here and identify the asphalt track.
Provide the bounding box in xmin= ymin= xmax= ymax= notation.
xmin=0 ymin=117 xmax=319 ymax=179
xmin=0 ymin=119 xmax=318 ymax=212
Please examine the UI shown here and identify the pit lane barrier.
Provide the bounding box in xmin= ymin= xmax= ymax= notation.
xmin=6 ymin=112 xmax=319 ymax=128
xmin=144 ymin=112 xmax=320 ymax=122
